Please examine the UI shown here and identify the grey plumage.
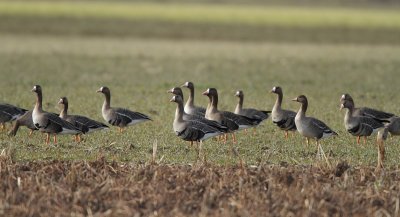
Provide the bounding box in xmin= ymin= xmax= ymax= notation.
xmin=0 ymin=103 xmax=28 ymax=124
xmin=181 ymin=81 xmax=206 ymax=116
xmin=168 ymin=87 xmax=228 ymax=133
xmin=59 ymin=97 xmax=109 ymax=134
xmin=171 ymin=95 xmax=223 ymax=142
xmin=97 ymin=86 xmax=151 ymax=129
xmin=271 ymin=86 xmax=297 ymax=132
xmin=234 ymin=90 xmax=270 ymax=123
xmin=340 ymin=93 xmax=395 ymax=122
xmin=293 ymin=95 xmax=337 ymax=140
xmin=341 ymin=98 xmax=384 ymax=139
xmin=31 ymin=85 xmax=82 ymax=143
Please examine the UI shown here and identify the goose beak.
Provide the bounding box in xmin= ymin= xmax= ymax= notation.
xmin=96 ymin=89 xmax=102 ymax=93
xmin=167 ymin=89 xmax=173 ymax=93
xmin=291 ymin=97 xmax=298 ymax=102
xmin=169 ymin=97 xmax=174 ymax=102
xmin=31 ymin=88 xmax=35 ymax=92
xmin=202 ymin=91 xmax=208 ymax=96
xmin=58 ymin=99 xmax=63 ymax=104
xmin=180 ymin=84 xmax=186 ymax=88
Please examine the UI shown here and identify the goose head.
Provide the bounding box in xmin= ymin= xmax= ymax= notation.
xmin=271 ymin=86 xmax=282 ymax=95
xmin=202 ymin=88 xmax=217 ymax=98
xmin=167 ymin=87 xmax=183 ymax=97
xmin=96 ymin=86 xmax=110 ymax=95
xmin=170 ymin=95 xmax=183 ymax=104
xmin=292 ymin=95 xmax=308 ymax=104
xmin=58 ymin=97 xmax=68 ymax=105
xmin=31 ymin=85 xmax=42 ymax=93
xmin=235 ymin=90 xmax=243 ymax=98
xmin=181 ymin=81 xmax=194 ymax=89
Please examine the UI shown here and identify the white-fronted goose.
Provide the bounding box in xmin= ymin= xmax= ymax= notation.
xmin=293 ymin=95 xmax=337 ymax=158
xmin=234 ymin=90 xmax=270 ymax=123
xmin=168 ymin=87 xmax=228 ymax=133
xmin=31 ymin=85 xmax=83 ymax=144
xmin=270 ymin=86 xmax=297 ymax=138
xmin=340 ymin=94 xmax=395 ymax=123
xmin=340 ymin=98 xmax=384 ymax=144
xmin=386 ymin=116 xmax=400 ymax=136
xmin=171 ymin=95 xmax=223 ymax=143
xmin=59 ymin=97 xmax=109 ymax=142
xmin=97 ymin=86 xmax=151 ymax=132
xmin=203 ymin=88 xmax=259 ymax=143
xmin=181 ymin=81 xmax=206 ymax=116
xmin=0 ymin=103 xmax=28 ymax=130
xmin=8 ymin=110 xmax=37 ymax=137
xmin=376 ymin=127 xmax=387 ymax=170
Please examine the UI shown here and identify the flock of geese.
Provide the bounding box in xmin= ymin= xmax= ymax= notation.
xmin=1 ymin=82 xmax=400 ymax=169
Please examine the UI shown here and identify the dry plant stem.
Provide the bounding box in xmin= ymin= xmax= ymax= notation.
xmin=377 ymin=140 xmax=385 ymax=170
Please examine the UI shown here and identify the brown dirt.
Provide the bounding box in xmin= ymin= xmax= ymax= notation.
xmin=1 ymin=155 xmax=400 ymax=217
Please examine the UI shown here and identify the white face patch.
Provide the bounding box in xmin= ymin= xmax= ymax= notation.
xmin=272 ymin=87 xmax=276 ymax=92
xmin=185 ymin=82 xmax=189 ymax=86
xmin=341 ymin=94 xmax=345 ymax=100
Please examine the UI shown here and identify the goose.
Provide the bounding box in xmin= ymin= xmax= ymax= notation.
xmin=270 ymin=86 xmax=297 ymax=138
xmin=8 ymin=110 xmax=37 ymax=137
xmin=292 ymin=95 xmax=338 ymax=159
xmin=181 ymin=81 xmax=206 ymax=116
xmin=97 ymin=86 xmax=151 ymax=132
xmin=0 ymin=103 xmax=28 ymax=130
xmin=58 ymin=97 xmax=109 ymax=142
xmin=386 ymin=116 xmax=400 ymax=136
xmin=202 ymin=88 xmax=260 ymax=143
xmin=340 ymin=94 xmax=395 ymax=123
xmin=376 ymin=127 xmax=388 ymax=170
xmin=31 ymin=85 xmax=82 ymax=144
xmin=340 ymin=98 xmax=384 ymax=144
xmin=234 ymin=90 xmax=270 ymax=123
xmin=170 ymin=95 xmax=224 ymax=157
xmin=167 ymin=87 xmax=228 ymax=133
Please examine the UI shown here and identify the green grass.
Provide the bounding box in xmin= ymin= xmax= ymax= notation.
xmin=1 ymin=1 xmax=400 ymax=29
xmin=1 ymin=34 xmax=400 ymax=167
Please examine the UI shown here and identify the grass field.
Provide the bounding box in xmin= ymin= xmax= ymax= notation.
xmin=1 ymin=1 xmax=400 ymax=215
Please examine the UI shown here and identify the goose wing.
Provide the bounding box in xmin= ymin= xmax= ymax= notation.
xmin=177 ymin=120 xmax=222 ymax=141
xmin=42 ymin=112 xmax=82 ymax=134
xmin=310 ymin=118 xmax=337 ymax=136
xmin=360 ymin=107 xmax=395 ymax=121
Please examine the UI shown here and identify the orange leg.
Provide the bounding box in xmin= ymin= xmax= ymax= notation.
xmin=284 ymin=131 xmax=289 ymax=139
xmin=363 ymin=136 xmax=367 ymax=145
xmin=253 ymin=128 xmax=257 ymax=136
xmin=78 ymin=134 xmax=82 ymax=142
xmin=53 ymin=134 xmax=57 ymax=144
xmin=357 ymin=136 xmax=361 ymax=145
xmin=119 ymin=127 xmax=124 ymax=133
xmin=45 ymin=133 xmax=50 ymax=144
xmin=0 ymin=123 xmax=4 ymax=131
xmin=224 ymin=134 xmax=228 ymax=144
xmin=306 ymin=138 xmax=309 ymax=146
xmin=28 ymin=130 xmax=33 ymax=137
xmin=231 ymin=133 xmax=237 ymax=144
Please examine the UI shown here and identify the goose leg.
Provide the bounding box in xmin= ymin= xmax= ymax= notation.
xmin=224 ymin=134 xmax=228 ymax=144
xmin=306 ymin=138 xmax=309 ymax=146
xmin=0 ymin=123 xmax=4 ymax=131
xmin=231 ymin=133 xmax=237 ymax=144
xmin=253 ymin=128 xmax=257 ymax=136
xmin=244 ymin=129 xmax=248 ymax=135
xmin=363 ymin=136 xmax=367 ymax=145
xmin=28 ymin=130 xmax=33 ymax=137
xmin=53 ymin=134 xmax=57 ymax=144
xmin=77 ymin=134 xmax=82 ymax=143
xmin=357 ymin=136 xmax=360 ymax=145
xmin=45 ymin=133 xmax=50 ymax=144
xmin=119 ymin=127 xmax=124 ymax=133
xmin=284 ymin=131 xmax=288 ymax=139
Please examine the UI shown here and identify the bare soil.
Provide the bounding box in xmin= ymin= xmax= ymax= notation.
xmin=1 ymin=155 xmax=399 ymax=217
